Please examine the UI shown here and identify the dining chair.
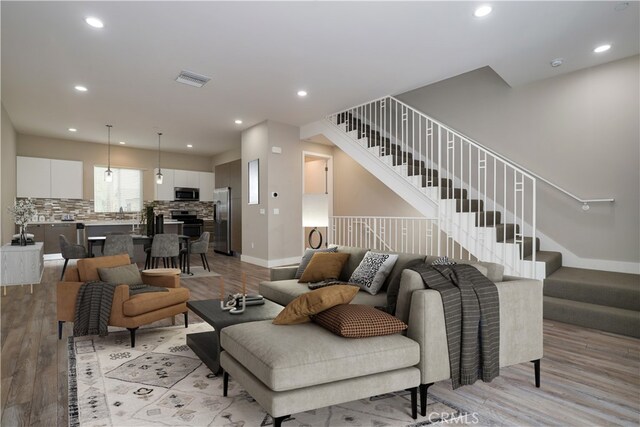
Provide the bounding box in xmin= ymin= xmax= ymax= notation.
xmin=59 ymin=235 xmax=89 ymax=280
xmin=103 ymin=234 xmax=135 ymax=259
xmin=188 ymin=232 xmax=210 ymax=271
xmin=146 ymin=233 xmax=180 ymax=269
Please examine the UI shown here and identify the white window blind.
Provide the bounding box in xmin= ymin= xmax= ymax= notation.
xmin=94 ymin=166 xmax=142 ymax=212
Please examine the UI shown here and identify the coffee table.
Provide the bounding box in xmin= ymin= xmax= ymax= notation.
xmin=186 ymin=299 xmax=283 ymax=373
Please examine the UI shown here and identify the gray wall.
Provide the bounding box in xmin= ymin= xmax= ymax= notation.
xmin=397 ymin=55 xmax=640 ymax=264
xmin=1 ymin=105 xmax=17 ymax=244
xmin=241 ymin=120 xmax=333 ymax=265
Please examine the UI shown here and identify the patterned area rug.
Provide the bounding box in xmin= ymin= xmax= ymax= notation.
xmin=68 ymin=323 xmax=468 ymax=427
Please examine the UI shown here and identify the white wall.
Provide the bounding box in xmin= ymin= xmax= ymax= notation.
xmin=1 ymin=105 xmax=17 ymax=244
xmin=397 ymin=56 xmax=640 ymax=265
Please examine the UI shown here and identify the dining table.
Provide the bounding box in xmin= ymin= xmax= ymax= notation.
xmin=87 ymin=234 xmax=193 ymax=275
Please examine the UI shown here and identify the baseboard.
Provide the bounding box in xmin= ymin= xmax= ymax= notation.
xmin=241 ymin=255 xmax=300 ymax=268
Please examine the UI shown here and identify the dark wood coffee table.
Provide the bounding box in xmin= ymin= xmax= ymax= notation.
xmin=186 ymin=299 xmax=283 ymax=373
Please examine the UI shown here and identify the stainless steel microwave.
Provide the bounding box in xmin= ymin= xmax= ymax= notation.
xmin=174 ymin=187 xmax=199 ymax=201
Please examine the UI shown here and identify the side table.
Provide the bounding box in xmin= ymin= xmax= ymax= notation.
xmin=0 ymin=242 xmax=44 ymax=295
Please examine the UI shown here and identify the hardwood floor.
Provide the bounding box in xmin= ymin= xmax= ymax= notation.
xmin=1 ymin=251 xmax=638 ymax=426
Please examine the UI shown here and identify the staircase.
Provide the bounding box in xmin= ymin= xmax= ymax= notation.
xmin=325 ymin=96 xmax=561 ymax=279
xmin=303 ymin=95 xmax=639 ymax=337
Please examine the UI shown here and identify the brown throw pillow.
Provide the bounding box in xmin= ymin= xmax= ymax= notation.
xmin=273 ymin=285 xmax=359 ymax=325
xmin=298 ymin=252 xmax=350 ymax=283
xmin=312 ymin=304 xmax=408 ymax=338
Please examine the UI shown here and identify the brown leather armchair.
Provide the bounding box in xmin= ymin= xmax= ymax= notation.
xmin=57 ymin=254 xmax=190 ymax=347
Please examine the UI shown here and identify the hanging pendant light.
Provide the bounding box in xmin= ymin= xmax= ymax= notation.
xmin=156 ymin=132 xmax=164 ymax=184
xmin=104 ymin=124 xmax=113 ymax=182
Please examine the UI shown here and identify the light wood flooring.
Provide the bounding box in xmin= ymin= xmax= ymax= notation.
xmin=1 ymin=251 xmax=638 ymax=426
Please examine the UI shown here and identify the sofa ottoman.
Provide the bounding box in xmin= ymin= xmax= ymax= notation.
xmin=220 ymin=320 xmax=421 ymax=426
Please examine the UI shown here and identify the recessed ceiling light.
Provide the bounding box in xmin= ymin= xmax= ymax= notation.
xmin=473 ymin=5 xmax=493 ymax=17
xmin=297 ymin=90 xmax=308 ymax=97
xmin=68 ymin=128 xmax=77 ymax=132
xmin=85 ymin=17 xmax=104 ymax=29
xmin=187 ymin=144 xmax=193 ymax=148
xmin=119 ymin=141 xmax=126 ymax=145
xmin=74 ymin=85 xmax=88 ymax=92
xmin=234 ymin=119 xmax=243 ymax=124
xmin=550 ymin=58 xmax=564 ymax=68
xmin=593 ymin=44 xmax=611 ymax=53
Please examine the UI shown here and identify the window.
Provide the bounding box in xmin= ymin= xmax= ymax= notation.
xmin=94 ymin=166 xmax=142 ymax=212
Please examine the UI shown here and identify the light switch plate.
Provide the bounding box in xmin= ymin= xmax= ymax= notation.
xmin=259 ymin=209 xmax=265 ymax=215
xmin=273 ymin=208 xmax=280 ymax=215
xmin=271 ymin=146 xmax=282 ymax=154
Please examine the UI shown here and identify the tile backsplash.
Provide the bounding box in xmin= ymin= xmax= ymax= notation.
xmin=19 ymin=198 xmax=214 ymax=222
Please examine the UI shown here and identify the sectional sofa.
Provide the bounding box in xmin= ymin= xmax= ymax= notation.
xmin=258 ymin=245 xmax=543 ymax=415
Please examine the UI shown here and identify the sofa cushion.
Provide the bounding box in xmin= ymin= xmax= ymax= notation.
xmin=313 ymin=304 xmax=407 ymax=338
xmin=220 ymin=320 xmax=420 ymax=391
xmin=77 ymin=254 xmax=131 ymax=282
xmin=424 ymin=256 xmax=504 ymax=283
xmin=122 ymin=287 xmax=190 ymax=316
xmin=335 ymin=246 xmax=370 ymax=281
xmin=98 ymin=264 xmax=143 ymax=285
xmin=273 ymin=285 xmax=359 ymax=325
xmin=298 ymin=253 xmax=350 ymax=283
xmin=294 ymin=247 xmax=338 ymax=279
xmin=349 ymin=251 xmax=399 ymax=295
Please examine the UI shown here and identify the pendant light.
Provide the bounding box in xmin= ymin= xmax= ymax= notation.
xmin=104 ymin=124 xmax=113 ymax=182
xmin=156 ymin=132 xmax=164 ymax=184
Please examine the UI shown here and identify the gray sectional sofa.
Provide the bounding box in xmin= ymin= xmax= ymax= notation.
xmin=259 ymin=245 xmax=544 ymax=415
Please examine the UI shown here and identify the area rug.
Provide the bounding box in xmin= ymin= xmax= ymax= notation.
xmin=68 ymin=323 xmax=469 ymax=427
xmin=180 ymin=266 xmax=221 ymax=280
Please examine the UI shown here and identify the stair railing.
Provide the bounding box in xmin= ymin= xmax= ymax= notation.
xmin=327 ymin=96 xmax=538 ymax=277
xmin=329 ymin=216 xmax=440 ymax=256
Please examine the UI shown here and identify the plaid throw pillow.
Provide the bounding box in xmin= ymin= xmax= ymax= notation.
xmin=312 ymin=304 xmax=407 ymax=338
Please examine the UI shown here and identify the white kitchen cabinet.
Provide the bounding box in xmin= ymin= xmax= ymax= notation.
xmin=174 ymin=169 xmax=199 ymax=188
xmin=51 ymin=159 xmax=83 ymax=199
xmin=199 ymin=172 xmax=215 ymax=201
xmin=17 ymin=157 xmax=51 ymax=198
xmin=18 ymin=156 xmax=83 ymax=199
xmin=154 ymin=168 xmax=175 ymax=201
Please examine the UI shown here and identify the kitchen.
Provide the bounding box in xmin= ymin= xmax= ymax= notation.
xmin=12 ymin=133 xmax=242 ymax=258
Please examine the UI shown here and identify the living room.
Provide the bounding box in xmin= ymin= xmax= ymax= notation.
xmin=1 ymin=2 xmax=639 ymax=426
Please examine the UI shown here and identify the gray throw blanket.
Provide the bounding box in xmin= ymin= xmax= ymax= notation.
xmin=409 ymin=263 xmax=500 ymax=389
xmin=73 ymin=281 xmax=169 ymax=337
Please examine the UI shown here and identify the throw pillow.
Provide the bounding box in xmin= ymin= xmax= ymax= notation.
xmin=294 ymin=247 xmax=338 ymax=279
xmin=98 ymin=263 xmax=143 ymax=285
xmin=272 ymin=285 xmax=359 ymax=325
xmin=312 ymin=304 xmax=408 ymax=338
xmin=432 ymin=256 xmax=456 ymax=265
xmin=348 ymin=251 xmax=399 ymax=295
xmin=298 ymin=252 xmax=351 ymax=284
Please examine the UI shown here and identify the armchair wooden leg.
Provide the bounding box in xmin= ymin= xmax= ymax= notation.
xmin=128 ymin=327 xmax=138 ymax=348
xmin=410 ymin=386 xmax=418 ymax=419
xmin=184 ymin=311 xmax=189 ymax=328
xmin=58 ymin=321 xmax=64 ymax=339
xmin=419 ymin=383 xmax=433 ymax=416
xmin=223 ymin=371 xmax=229 ymax=396
xmin=60 ymin=259 xmax=69 ymax=280
xmin=532 ymin=359 xmax=541 ymax=388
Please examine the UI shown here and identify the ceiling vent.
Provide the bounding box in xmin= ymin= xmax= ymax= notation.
xmin=175 ymin=70 xmax=211 ymax=88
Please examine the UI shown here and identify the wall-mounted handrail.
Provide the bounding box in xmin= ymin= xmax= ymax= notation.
xmin=388 ymin=96 xmax=615 ymax=208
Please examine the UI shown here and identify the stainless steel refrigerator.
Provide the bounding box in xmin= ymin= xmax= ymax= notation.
xmin=213 ymin=187 xmax=232 ymax=255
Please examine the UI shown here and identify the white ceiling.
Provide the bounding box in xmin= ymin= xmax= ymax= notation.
xmin=2 ymin=1 xmax=638 ymax=156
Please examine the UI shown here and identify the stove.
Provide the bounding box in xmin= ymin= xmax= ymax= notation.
xmin=170 ymin=210 xmax=203 ymax=238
